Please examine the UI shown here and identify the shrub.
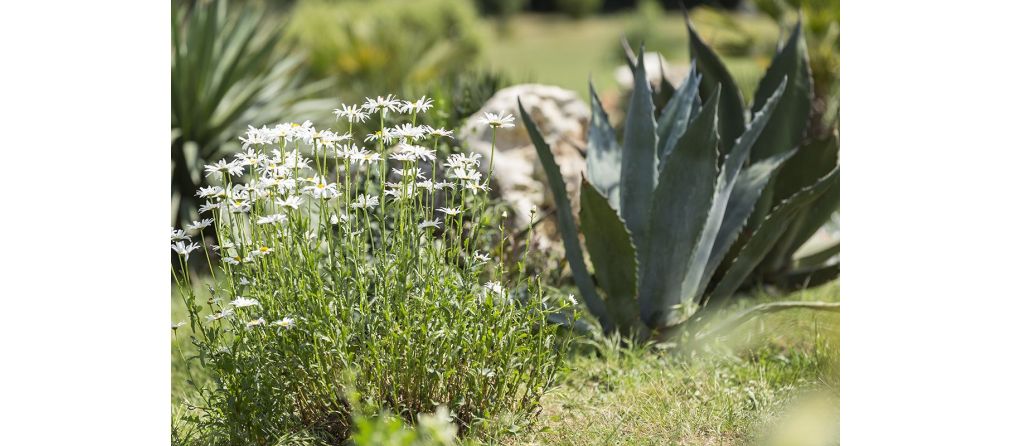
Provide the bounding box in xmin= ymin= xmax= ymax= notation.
xmin=287 ymin=0 xmax=484 ymax=101
xmin=555 ymin=0 xmax=603 ymax=20
xmin=172 ymin=97 xmax=571 ymax=444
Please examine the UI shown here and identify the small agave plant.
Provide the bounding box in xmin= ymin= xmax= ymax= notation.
xmin=520 ymin=30 xmax=839 ymax=340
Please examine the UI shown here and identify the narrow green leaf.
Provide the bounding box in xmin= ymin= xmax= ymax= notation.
xmin=519 ymin=99 xmax=612 ymax=331
xmin=710 ymin=167 xmax=840 ymax=303
xmin=751 ymin=20 xmax=813 ymax=162
xmin=580 ymin=178 xmax=639 ymax=330
xmin=639 ymin=89 xmax=720 ymax=327
xmin=619 ymin=47 xmax=658 ymax=256
xmin=586 ymin=81 xmax=622 ymax=209
xmin=682 ymin=80 xmax=789 ymax=303
xmin=656 ymin=63 xmax=701 ymax=168
xmin=687 ymin=17 xmax=746 ymax=152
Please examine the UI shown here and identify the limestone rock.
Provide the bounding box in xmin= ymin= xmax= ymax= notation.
xmin=460 ymin=84 xmax=590 ymax=220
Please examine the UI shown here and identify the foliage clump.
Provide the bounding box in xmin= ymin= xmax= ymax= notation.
xmin=172 ymin=97 xmax=570 ymax=445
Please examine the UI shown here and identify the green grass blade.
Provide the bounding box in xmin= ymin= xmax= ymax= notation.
xmin=580 ymin=177 xmax=639 ymax=331
xmin=520 ymin=99 xmax=612 ymax=331
xmin=710 ymin=167 xmax=840 ymax=303
xmin=639 ymin=89 xmax=720 ymax=328
xmin=586 ymin=81 xmax=622 ymax=210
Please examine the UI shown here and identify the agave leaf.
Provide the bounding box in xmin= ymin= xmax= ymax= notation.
xmin=639 ymin=89 xmax=720 ymax=327
xmin=750 ymin=20 xmax=813 ymax=162
xmin=681 ymin=79 xmax=789 ymax=303
xmin=586 ymin=81 xmax=622 ymax=209
xmin=579 ymin=178 xmax=639 ymax=330
xmin=656 ymin=63 xmax=701 ymax=168
xmin=620 ymin=47 xmax=658 ymax=255
xmin=766 ymin=133 xmax=840 ymax=268
xmin=687 ymin=17 xmax=746 ymax=152
xmin=702 ymin=148 xmax=795 ymax=293
xmin=519 ymin=99 xmax=612 ymax=331
xmin=793 ymin=243 xmax=840 ymax=270
xmin=710 ymin=166 xmax=840 ymax=303
xmin=653 ymin=54 xmax=677 ymax=113
xmin=778 ymin=171 xmax=840 ymax=265
xmin=620 ymin=37 xmax=637 ymax=70
xmin=780 ymin=263 xmax=840 ymax=290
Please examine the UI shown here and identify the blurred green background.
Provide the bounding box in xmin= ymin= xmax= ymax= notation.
xmin=172 ymin=0 xmax=838 ymax=227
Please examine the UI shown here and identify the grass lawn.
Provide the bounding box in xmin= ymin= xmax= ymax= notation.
xmin=173 ymin=281 xmax=839 ymax=445
xmin=480 ymin=10 xmax=785 ymax=102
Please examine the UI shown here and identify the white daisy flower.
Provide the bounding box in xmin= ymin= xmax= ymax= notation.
xmin=484 ymin=281 xmax=504 ymax=295
xmin=276 ymin=195 xmax=304 ymax=210
xmin=245 ymin=317 xmax=266 ymax=329
xmin=333 ymin=103 xmax=370 ymax=123
xmin=186 ymin=218 xmax=214 ymax=232
xmin=479 ymin=112 xmax=516 ymax=129
xmin=272 ymin=317 xmax=295 ymax=329
xmin=428 ymin=127 xmax=454 ymax=138
xmin=203 ymin=159 xmax=230 ymax=177
xmin=302 ymin=177 xmax=340 ymax=199
xmin=171 ymin=241 xmax=201 ymax=261
xmin=418 ymin=220 xmax=442 ymax=230
xmin=390 ymin=123 xmax=428 ymax=140
xmin=330 ymin=212 xmax=349 ymax=225
xmin=437 ymin=207 xmax=461 ymax=216
xmin=171 ymin=228 xmax=191 ymax=242
xmin=196 ymin=185 xmax=224 ymax=199
xmin=402 ymin=96 xmax=434 ymax=114
xmin=474 ymin=252 xmax=490 ymax=263
xmin=363 ymin=95 xmax=403 ymax=114
xmin=171 ymin=321 xmax=186 ymax=330
xmin=252 ymin=245 xmax=273 ymax=256
xmin=207 ymin=308 xmax=234 ymax=321
xmin=351 ymin=194 xmax=379 ymax=210
xmin=230 ymin=297 xmax=260 ymax=308
xmin=567 ymin=294 xmax=578 ymax=306
xmin=398 ymin=143 xmax=436 ymax=162
xmin=364 ymin=129 xmax=395 ymax=145
xmin=199 ymin=202 xmax=221 ymax=214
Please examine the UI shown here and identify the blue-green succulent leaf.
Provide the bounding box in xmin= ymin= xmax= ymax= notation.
xmin=656 ymin=63 xmax=701 ymax=169
xmin=520 ymin=98 xmax=613 ymax=331
xmin=586 ymin=81 xmax=622 ymax=209
xmin=687 ymin=16 xmax=746 ymax=152
xmin=710 ymin=166 xmax=840 ymax=303
xmin=681 ymin=79 xmax=788 ymax=302
xmin=580 ymin=177 xmax=639 ymax=330
xmin=639 ymin=88 xmax=720 ymax=327
xmin=620 ymin=47 xmax=659 ymax=257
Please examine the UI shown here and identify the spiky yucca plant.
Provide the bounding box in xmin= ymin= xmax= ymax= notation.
xmin=520 ymin=42 xmax=839 ymax=340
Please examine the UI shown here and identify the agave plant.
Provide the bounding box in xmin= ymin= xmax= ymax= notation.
xmin=520 ymin=41 xmax=839 ymax=340
xmin=650 ymin=16 xmax=840 ymax=293
xmin=171 ymin=0 xmax=334 ymax=228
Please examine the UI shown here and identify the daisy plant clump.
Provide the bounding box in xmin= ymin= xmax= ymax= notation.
xmin=171 ymin=96 xmax=572 ymax=444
